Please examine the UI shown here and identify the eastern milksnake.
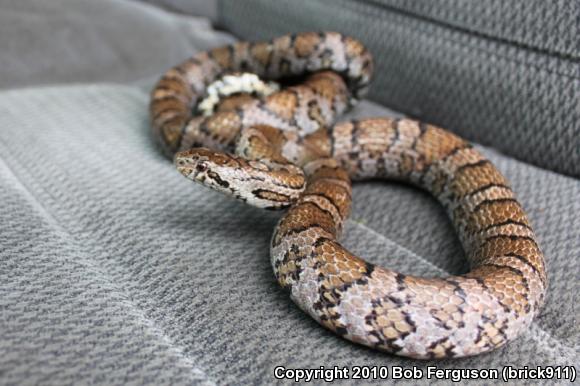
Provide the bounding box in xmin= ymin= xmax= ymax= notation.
xmin=150 ymin=32 xmax=547 ymax=359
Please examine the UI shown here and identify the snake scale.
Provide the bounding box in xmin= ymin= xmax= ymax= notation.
xmin=150 ymin=32 xmax=547 ymax=359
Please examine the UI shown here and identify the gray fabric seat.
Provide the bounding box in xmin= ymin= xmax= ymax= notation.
xmin=0 ymin=1 xmax=578 ymax=385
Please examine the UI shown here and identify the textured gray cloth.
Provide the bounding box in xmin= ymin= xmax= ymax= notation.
xmin=218 ymin=0 xmax=580 ymax=177
xmin=140 ymin=0 xmax=219 ymax=21
xmin=0 ymin=85 xmax=578 ymax=385
xmin=0 ymin=0 xmax=232 ymax=90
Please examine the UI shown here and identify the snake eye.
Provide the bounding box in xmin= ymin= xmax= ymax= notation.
xmin=196 ymin=162 xmax=208 ymax=172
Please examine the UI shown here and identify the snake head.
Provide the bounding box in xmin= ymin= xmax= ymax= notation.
xmin=174 ymin=147 xmax=304 ymax=209
xmin=174 ymin=148 xmax=236 ymax=190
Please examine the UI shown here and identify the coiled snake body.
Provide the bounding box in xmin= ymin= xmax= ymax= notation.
xmin=150 ymin=32 xmax=547 ymax=359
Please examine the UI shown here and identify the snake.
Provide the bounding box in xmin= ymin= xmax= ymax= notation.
xmin=150 ymin=32 xmax=547 ymax=359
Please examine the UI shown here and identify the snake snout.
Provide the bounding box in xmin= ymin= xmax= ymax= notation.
xmin=174 ymin=152 xmax=200 ymax=179
xmin=175 ymin=157 xmax=193 ymax=178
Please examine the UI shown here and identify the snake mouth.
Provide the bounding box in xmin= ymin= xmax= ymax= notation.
xmin=196 ymin=174 xmax=206 ymax=183
xmin=176 ymin=164 xmax=207 ymax=184
xmin=176 ymin=164 xmax=194 ymax=178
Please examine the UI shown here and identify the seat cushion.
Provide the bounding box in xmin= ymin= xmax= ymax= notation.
xmin=0 ymin=85 xmax=577 ymax=385
xmin=0 ymin=0 xmax=233 ymax=89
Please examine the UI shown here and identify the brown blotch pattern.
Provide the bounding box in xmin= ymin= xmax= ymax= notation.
xmin=264 ymin=91 xmax=298 ymax=122
xmin=294 ymin=32 xmax=321 ymax=58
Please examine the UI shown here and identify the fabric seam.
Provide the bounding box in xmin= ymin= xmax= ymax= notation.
xmin=0 ymin=138 xmax=216 ymax=386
